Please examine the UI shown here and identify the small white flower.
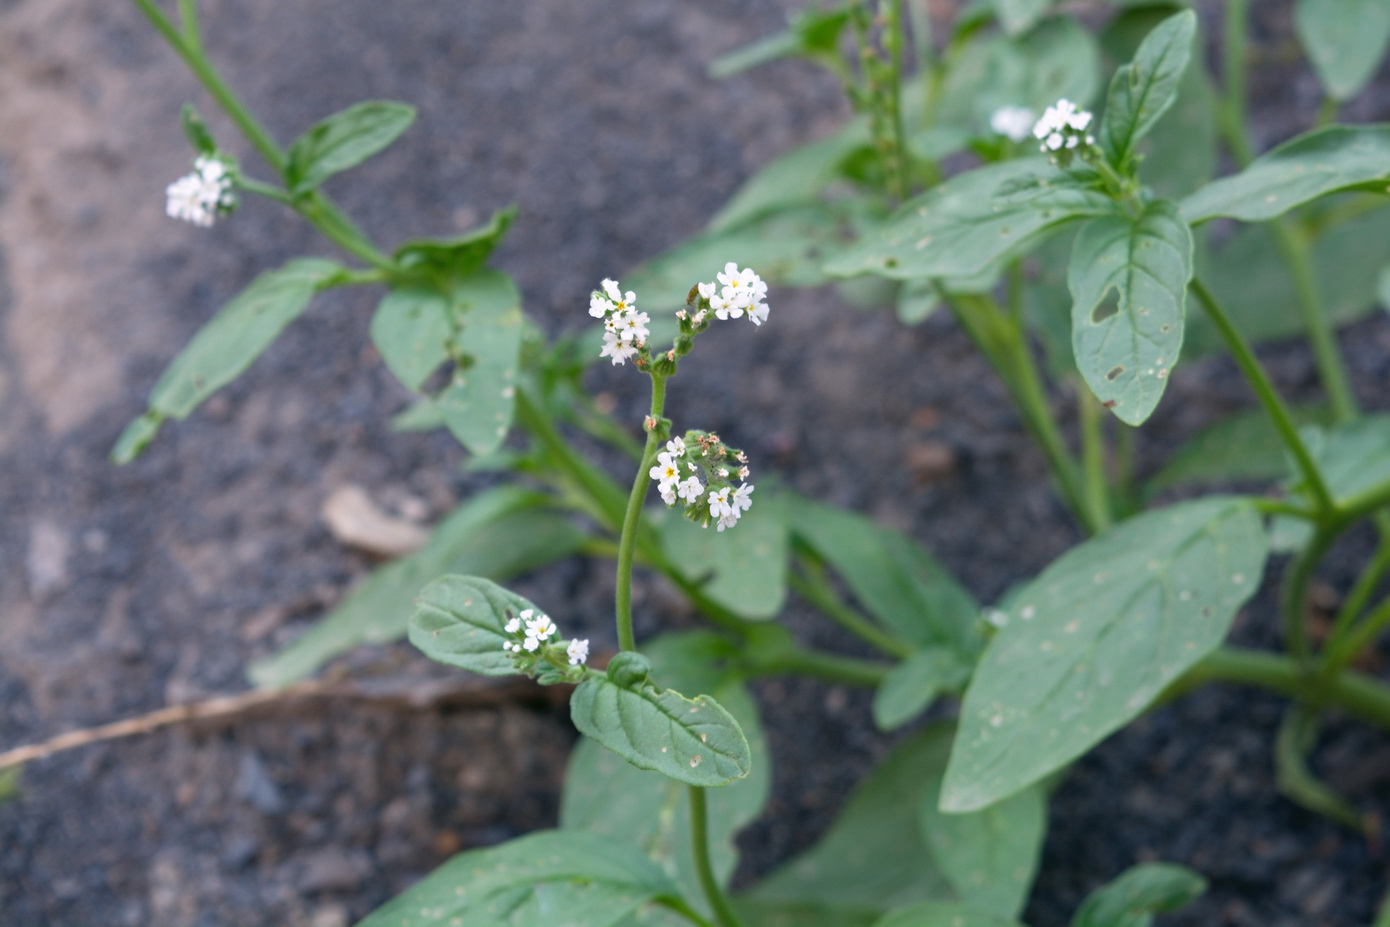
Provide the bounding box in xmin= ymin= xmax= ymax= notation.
xmin=666 ymin=436 xmax=686 ymax=457
xmin=677 ymin=475 xmax=703 ymax=504
xmin=990 ymin=105 xmax=1036 ymax=143
xmin=1032 ymin=99 xmax=1095 ymax=157
xmin=600 ymin=331 xmax=639 ymax=365
xmin=708 ymin=486 xmax=733 ymax=519
xmin=649 ymin=451 xmax=681 ymax=488
xmin=692 ymin=309 xmax=708 ymax=325
xmin=589 ymin=294 xmax=611 ymax=318
xmin=698 ymin=281 xmax=717 ymax=301
xmin=567 ymin=639 xmax=590 ymax=666
xmin=166 ymin=156 xmax=236 ymax=228
xmin=526 ymin=613 xmax=558 ymax=641
xmin=522 ymin=635 xmax=541 ymax=652
xmin=746 ymin=298 xmax=769 ymax=327
xmin=504 ymin=617 xmax=522 ymax=634
xmin=615 ymin=309 xmax=650 ymax=343
xmin=737 ymin=466 xmax=749 ymax=480
xmin=731 ymin=482 xmax=754 ymax=514
xmin=712 ymin=290 xmax=744 ymax=321
xmin=659 ymin=483 xmax=678 ymax=506
xmin=716 ymin=510 xmax=741 ymax=532
xmin=602 ymin=278 xmax=622 ymax=301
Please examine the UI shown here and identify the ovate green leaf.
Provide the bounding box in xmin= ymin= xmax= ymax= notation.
xmin=712 ymin=121 xmax=870 ymax=231
xmin=919 ymin=773 xmax=1046 ymax=918
xmin=371 ymin=287 xmax=452 ymax=391
xmin=1069 ymin=863 xmax=1207 ymax=927
xmin=133 ymin=256 xmax=340 ymax=426
xmin=409 ymin=575 xmax=546 ymax=677
xmin=1099 ymin=10 xmax=1197 ymax=167
xmin=248 ymin=488 xmax=584 ymax=687
xmin=788 ymin=497 xmax=982 ymax=657
xmin=1069 ymin=200 xmax=1193 ymax=426
xmin=873 ymin=649 xmax=971 ymax=731
xmin=746 ymin=725 xmax=955 ymax=913
xmin=393 ymin=206 xmax=517 ymax=289
xmin=433 ymin=270 xmax=524 ymax=455
xmin=1182 ymin=125 xmax=1390 ymax=224
xmin=286 ymin=100 xmax=416 ymax=193
xmin=562 ymin=633 xmax=770 ymax=916
xmin=1298 ymin=414 xmax=1390 ymax=506
xmin=1146 ymin=405 xmax=1332 ymax=495
xmin=941 ymin=497 xmax=1268 ymax=812
xmin=1295 ymin=0 xmax=1390 ymax=102
xmin=570 ymin=675 xmax=751 ymax=788
xmin=660 ymin=494 xmax=788 ymax=620
xmin=352 ymin=830 xmax=678 ymax=927
xmin=824 ymin=160 xmax=1113 ymax=281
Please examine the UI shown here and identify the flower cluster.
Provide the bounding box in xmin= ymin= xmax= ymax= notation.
xmin=990 ymin=105 xmax=1036 ymax=144
xmin=1032 ymin=99 xmax=1095 ymax=160
xmin=650 ymin=432 xmax=754 ymax=531
xmin=501 ymin=607 xmax=589 ymax=682
xmin=697 ymin=262 xmax=769 ymax=326
xmin=165 ymin=155 xmax=237 ymax=228
xmin=591 ymin=279 xmax=650 ymax=366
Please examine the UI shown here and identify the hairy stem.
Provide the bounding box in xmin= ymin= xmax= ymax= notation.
xmin=615 ymin=376 xmax=667 ymax=652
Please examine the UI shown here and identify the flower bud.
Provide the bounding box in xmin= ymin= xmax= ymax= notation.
xmin=606 ymin=651 xmax=653 ymax=689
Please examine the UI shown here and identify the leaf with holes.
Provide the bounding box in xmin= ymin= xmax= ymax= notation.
xmin=1182 ymin=125 xmax=1390 ymax=225
xmin=285 ymin=101 xmax=416 ymax=194
xmin=1099 ymin=10 xmax=1196 ymax=168
xmin=1070 ymin=863 xmax=1207 ymax=927
xmin=940 ymin=497 xmax=1268 ymax=813
xmin=824 ymin=160 xmax=1115 ymax=282
xmin=432 ymin=270 xmax=524 ymax=456
xmin=1295 ymin=0 xmax=1390 ymax=102
xmin=250 ymin=489 xmax=585 ymax=686
xmin=352 ymin=829 xmax=679 ymax=927
xmin=1069 ymin=199 xmax=1193 ymax=426
xmin=408 ymin=574 xmax=544 ymax=677
xmin=919 ymin=773 xmax=1046 ymax=919
xmin=562 ymin=633 xmax=770 ymax=917
xmin=570 ymin=675 xmax=751 ymax=788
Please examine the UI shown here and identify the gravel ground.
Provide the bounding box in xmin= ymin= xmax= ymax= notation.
xmin=1 ymin=1 xmax=1389 ymax=925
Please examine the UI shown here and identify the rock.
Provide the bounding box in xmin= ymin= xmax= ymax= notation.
xmin=321 ymin=485 xmax=429 ymax=558
xmin=297 ymin=848 xmax=374 ymax=894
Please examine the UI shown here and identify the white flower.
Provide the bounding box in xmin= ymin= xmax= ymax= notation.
xmin=567 ymin=639 xmax=590 ymax=666
xmin=666 ymin=436 xmax=686 ymax=457
xmin=600 ymin=331 xmax=639 ymax=365
xmin=732 ymin=482 xmax=754 ymax=514
xmin=602 ymin=278 xmax=622 ymax=301
xmin=589 ymin=294 xmax=611 ymax=318
xmin=711 ymin=290 xmax=744 ymax=320
xmin=165 ymin=156 xmax=236 ymax=228
xmin=716 ymin=510 xmax=741 ymax=532
xmin=698 ymin=281 xmax=717 ymax=301
xmin=1032 ymin=99 xmax=1094 ymax=156
xmin=746 ymin=298 xmax=769 ymax=326
xmin=504 ymin=617 xmax=522 ymax=634
xmin=677 ymin=475 xmax=703 ymax=504
xmin=659 ymin=482 xmax=678 ymax=506
xmin=649 ymin=451 xmax=681 ymax=488
xmin=708 ymin=487 xmax=733 ymax=519
xmin=692 ymin=309 xmax=708 ymax=325
xmin=526 ymin=613 xmax=558 ymax=641
xmin=614 ymin=309 xmax=650 ymax=343
xmin=990 ymin=105 xmax=1036 ymax=143
xmin=590 ymin=278 xmax=637 ymax=318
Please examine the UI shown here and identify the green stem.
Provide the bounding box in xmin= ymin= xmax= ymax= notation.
xmin=1078 ymin=385 xmax=1113 ymax=532
xmin=944 ymin=291 xmax=1098 ymax=534
xmin=752 ymin=647 xmax=891 ymax=688
xmin=1270 ymin=220 xmax=1358 ymax=423
xmin=1219 ymin=0 xmax=1255 ymax=167
xmin=789 ymin=560 xmax=914 ymax=659
xmin=614 ymin=376 xmax=667 ymax=652
xmin=1315 ymin=95 xmax=1340 ymax=129
xmin=688 ymin=787 xmax=746 ymax=927
xmin=1189 ymin=277 xmax=1336 ymax=515
xmin=1324 ymin=593 xmax=1390 ymax=677
xmin=1170 ymin=646 xmax=1390 ymax=731
xmin=1274 ymin=704 xmax=1362 ymax=828
xmin=176 ymin=0 xmax=201 ymax=48
xmin=1325 ymin=537 xmax=1390 ymax=654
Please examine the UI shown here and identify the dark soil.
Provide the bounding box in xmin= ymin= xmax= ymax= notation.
xmin=1 ymin=1 xmax=1388 ymax=925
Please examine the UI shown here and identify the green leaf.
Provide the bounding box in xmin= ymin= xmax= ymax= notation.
xmin=919 ymin=774 xmax=1046 ymax=919
xmin=1146 ymin=405 xmax=1333 ymax=495
xmin=995 ymin=0 xmax=1051 ymax=36
xmin=1182 ymin=125 xmax=1390 ymax=225
xmin=0 ymin=765 xmax=19 ymax=804
xmin=409 ymin=575 xmax=546 ymax=677
xmin=110 ymin=411 xmax=166 ymax=465
xmin=824 ymin=160 xmax=1114 ymax=281
xmin=1069 ymin=863 xmax=1207 ymax=927
xmin=1295 ymin=0 xmax=1390 ymax=102
xmin=1186 ymin=205 xmax=1390 ymax=355
xmin=1068 ymin=199 xmax=1193 ymax=426
xmin=180 ymin=103 xmax=216 ymax=155
xmin=660 ymin=494 xmax=788 ymax=620
xmin=1099 ymin=9 xmax=1196 ymax=169
xmin=788 ymin=497 xmax=982 ymax=657
xmin=132 ymin=257 xmax=340 ymax=428
xmin=1300 ymin=414 xmax=1390 ymax=505
xmin=371 ymin=287 xmax=452 ymax=391
xmin=873 ymin=902 xmax=1026 ymax=927
xmin=285 ymin=100 xmax=416 ymax=193
xmin=432 ymin=270 xmax=525 ymax=456
xmin=941 ymin=497 xmax=1268 ymax=812
xmin=746 ymin=725 xmax=955 ymax=912
xmin=1100 ymin=7 xmax=1217 ymax=198
xmin=873 ymin=649 xmax=971 ymax=731
xmin=393 ymin=205 xmax=517 ymax=288
xmin=570 ymin=675 xmax=751 ymax=788
xmin=562 ymin=633 xmax=771 ymax=915
xmin=352 ymin=829 xmax=679 ymax=927
xmin=711 ymin=122 xmax=870 ymax=231
xmin=731 ymin=900 xmax=878 ymax=927
xmin=709 ymin=7 xmax=854 ymax=77
xmin=248 ymin=488 xmax=584 ymax=686
xmin=897 ymin=279 xmax=942 ymax=325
